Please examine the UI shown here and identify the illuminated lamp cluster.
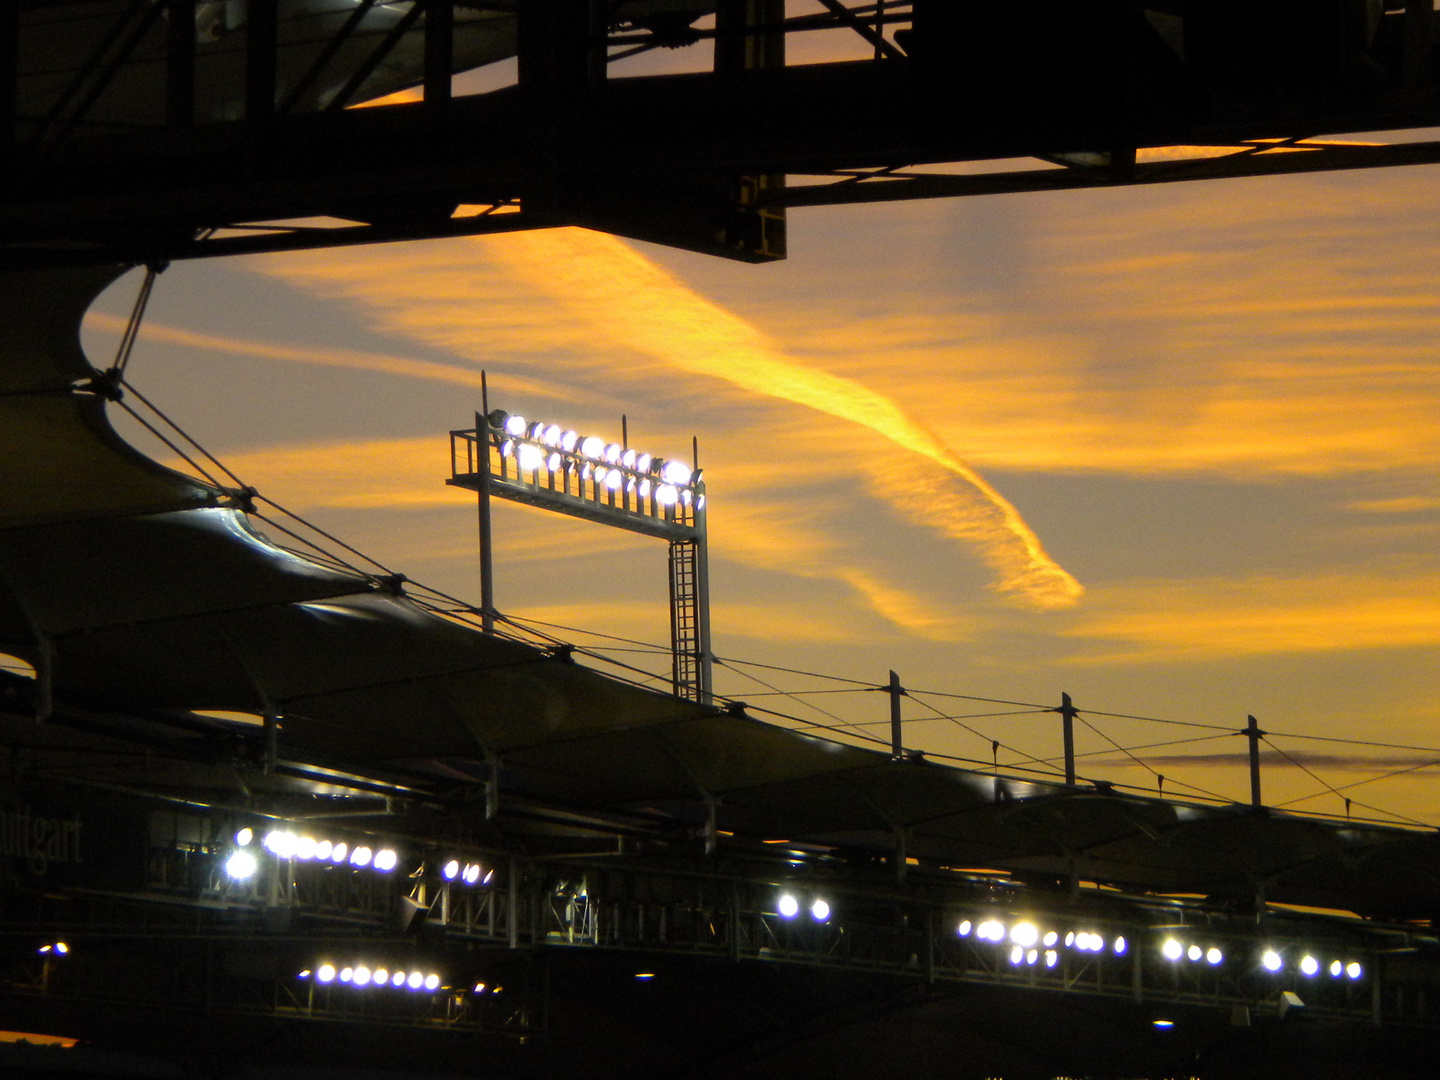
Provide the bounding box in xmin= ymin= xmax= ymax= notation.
xmin=958 ymin=916 xmax=1126 ymax=968
xmin=776 ymin=891 xmax=831 ymax=921
xmin=225 ymin=826 xmax=399 ymax=880
xmin=1161 ymin=936 xmax=1224 ymax=966
xmin=308 ymin=963 xmax=442 ymax=992
xmin=37 ymin=942 xmax=69 ymax=955
xmin=1260 ymin=948 xmax=1363 ymax=980
xmin=490 ymin=411 xmax=702 ymax=509
xmin=441 ymin=859 xmax=493 ymax=886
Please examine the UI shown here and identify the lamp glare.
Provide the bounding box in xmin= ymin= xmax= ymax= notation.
xmin=1045 ymin=949 xmax=1058 ymax=968
xmin=517 ymin=444 xmax=544 ymax=472
xmin=1330 ymin=960 xmax=1342 ymax=977
xmin=504 ymin=415 xmax=526 ymax=437
xmin=373 ymin=968 xmax=388 ymax=985
xmin=560 ymin=430 xmax=578 ymax=452
xmin=1009 ymin=921 xmax=1039 ymax=948
xmin=543 ymin=424 xmax=561 ymax=446
xmin=1262 ymin=950 xmax=1283 ymax=972
xmin=1162 ymin=939 xmax=1183 ymax=962
xmin=1009 ymin=945 xmax=1024 ymax=965
xmin=1187 ymin=944 xmax=1202 ymax=962
xmin=226 ymin=849 xmax=258 ymax=881
xmin=621 ymin=448 xmax=637 ymax=468
xmin=1114 ymin=936 xmax=1127 ymax=955
xmin=424 ymin=974 xmax=440 ymax=991
xmin=957 ymin=920 xmax=972 ymax=937
xmin=1347 ymin=962 xmax=1362 ymax=979
xmin=605 ymin=469 xmax=623 ymax=490
xmin=778 ymin=893 xmax=799 ymax=919
xmin=235 ymin=827 xmax=253 ymax=846
xmin=463 ymin=862 xmax=481 ymax=885
xmin=340 ymin=967 xmax=354 ymax=983
xmin=373 ymin=849 xmax=398 ymax=872
xmin=603 ymin=443 xmax=621 ymax=464
xmin=351 ymin=846 xmax=373 ymax=868
xmin=392 ymin=971 xmax=406 ymax=988
xmin=1300 ymin=955 xmax=1319 ymax=976
xmin=353 ymin=966 xmax=372 ymax=987
xmin=811 ymin=899 xmax=830 ymax=921
xmin=330 ymin=842 xmax=347 ymax=864
xmin=1206 ymin=947 xmax=1223 ymax=966
xmin=317 ymin=964 xmax=336 ymax=983
xmin=408 ymin=971 xmax=424 ymax=990
xmin=442 ymin=859 xmax=459 ymax=881
xmin=661 ymin=460 xmax=692 ymax=486
xmin=656 ymin=484 xmax=678 ymax=506
xmin=580 ymin=435 xmax=604 ymax=459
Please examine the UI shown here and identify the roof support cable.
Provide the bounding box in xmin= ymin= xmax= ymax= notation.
xmin=109 ymin=262 xmax=164 ymax=384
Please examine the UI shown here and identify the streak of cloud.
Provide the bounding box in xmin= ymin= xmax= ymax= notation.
xmin=84 ymin=311 xmax=577 ymax=404
xmin=1067 ymin=573 xmax=1440 ymax=661
xmin=260 ymin=230 xmax=1082 ymax=609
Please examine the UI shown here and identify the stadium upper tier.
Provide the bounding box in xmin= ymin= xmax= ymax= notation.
xmin=2 ymin=262 xmax=1439 ymax=927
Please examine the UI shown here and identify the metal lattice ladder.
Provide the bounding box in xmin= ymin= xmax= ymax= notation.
xmin=669 ymin=539 xmax=702 ymax=700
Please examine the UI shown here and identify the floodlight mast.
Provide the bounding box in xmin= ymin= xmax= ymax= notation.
xmin=448 ymin=404 xmax=712 ymax=703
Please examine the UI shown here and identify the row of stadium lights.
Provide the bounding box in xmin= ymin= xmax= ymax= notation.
xmin=957 ymin=915 xmax=1365 ymax=979
xmin=303 ymin=963 xmax=442 ymax=992
xmin=222 ymin=828 xmax=492 ymax=889
xmin=492 ymin=412 xmax=702 ymax=508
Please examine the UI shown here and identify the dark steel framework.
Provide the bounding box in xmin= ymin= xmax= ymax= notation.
xmin=4 ymin=0 xmax=1440 ymax=269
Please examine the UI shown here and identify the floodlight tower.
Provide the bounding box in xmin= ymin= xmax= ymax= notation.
xmin=448 ymin=402 xmax=711 ymax=703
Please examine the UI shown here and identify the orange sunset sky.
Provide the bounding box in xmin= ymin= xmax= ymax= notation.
xmin=74 ymin=23 xmax=1440 ymax=827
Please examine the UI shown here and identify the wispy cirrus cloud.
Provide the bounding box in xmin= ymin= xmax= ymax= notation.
xmin=257 ymin=230 xmax=1082 ymax=610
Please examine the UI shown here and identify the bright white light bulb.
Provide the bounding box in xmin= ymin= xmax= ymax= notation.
xmin=1162 ymin=939 xmax=1183 ymax=961
xmin=661 ymin=460 xmax=692 ymax=486
xmin=235 ymin=827 xmax=253 ymax=846
xmin=1329 ymin=960 xmax=1342 ymax=977
xmin=1262 ymin=950 xmax=1283 ymax=972
xmin=1346 ymin=961 xmax=1362 ymax=979
xmin=810 ymin=899 xmax=830 ymax=921
xmin=1045 ymin=949 xmax=1058 ymax=968
xmin=543 ymin=424 xmax=561 ymax=446
xmin=407 ymin=971 xmax=424 ymax=990
xmin=978 ymin=919 xmax=1004 ymax=942
xmin=353 ymin=965 xmax=372 ymax=987
xmin=602 ymin=443 xmax=619 ymax=463
xmin=1026 ymin=949 xmax=1038 ymax=965
xmin=296 ymin=835 xmax=317 ymax=860
xmin=1206 ymin=947 xmax=1222 ymax=965
xmin=1113 ymin=936 xmax=1127 ymax=955
xmin=636 ymin=453 xmax=652 ymax=472
xmin=1043 ymin=931 xmax=1057 ymax=947
xmin=778 ymin=894 xmax=799 ymax=918
xmin=621 ymin=448 xmax=636 ymax=468
xmin=957 ymin=920 xmax=972 ymax=937
xmin=263 ymin=830 xmax=297 ymax=858
xmin=517 ymin=444 xmax=544 ymax=472
xmin=424 ymin=974 xmax=440 ymax=991
xmin=330 ymin=842 xmax=347 ymax=864
xmin=373 ymin=849 xmax=398 ymax=872
xmin=317 ymin=964 xmax=336 ymax=983
xmin=604 ymin=469 xmax=623 ymax=490
xmin=351 ymin=846 xmax=373 ymax=868
xmin=528 ymin=422 xmax=545 ymax=439
xmin=340 ymin=967 xmax=354 ymax=983
xmin=1187 ymin=945 xmax=1202 ymax=962
xmin=373 ymin=967 xmax=388 ymax=985
xmin=1009 ymin=945 xmax=1024 ymax=965
xmin=1064 ymin=931 xmax=1075 ymax=947
xmin=560 ymin=430 xmax=578 ymax=452
xmin=580 ymin=435 xmax=604 ymax=459
xmin=1009 ymin=922 xmax=1039 ymax=948
xmin=391 ymin=971 xmax=406 ymax=988
xmin=462 ymin=863 xmax=480 ymax=885
xmin=442 ymin=859 xmax=460 ymax=881
xmin=226 ymin=850 xmax=258 ymax=880
xmin=638 ymin=479 xmax=651 ymax=498
xmin=504 ymin=415 xmax=526 ymax=436
xmin=315 ymin=839 xmax=332 ymax=859
xmin=656 ymin=484 xmax=678 ymax=506
xmin=1300 ymin=955 xmax=1319 ymax=976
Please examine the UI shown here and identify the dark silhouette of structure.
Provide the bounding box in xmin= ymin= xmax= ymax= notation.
xmin=3 ymin=5 xmax=1440 ymax=1078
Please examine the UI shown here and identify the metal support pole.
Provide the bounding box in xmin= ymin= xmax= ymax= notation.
xmin=694 ymin=479 xmax=713 ymax=704
xmin=1246 ymin=714 xmax=1264 ymax=809
xmin=423 ymin=0 xmax=453 ymax=105
xmin=245 ymin=0 xmax=278 ymax=123
xmin=476 ymin=388 xmax=495 ymax=633
xmin=888 ymin=669 xmax=904 ymax=759
xmin=507 ymin=856 xmax=519 ymax=949
xmin=166 ymin=0 xmax=196 ymax=129
xmin=1058 ymin=692 xmax=1078 ymax=785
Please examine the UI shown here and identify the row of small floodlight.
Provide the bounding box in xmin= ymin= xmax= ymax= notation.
xmin=956 ymin=915 xmax=1366 ymax=981
xmin=490 ymin=411 xmax=701 ymax=507
xmin=776 ymin=892 xmax=831 ymax=922
xmin=222 ymin=827 xmax=492 ymax=889
xmin=304 ymin=963 xmax=442 ymax=992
